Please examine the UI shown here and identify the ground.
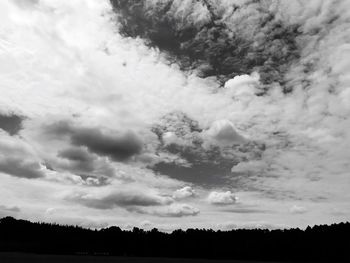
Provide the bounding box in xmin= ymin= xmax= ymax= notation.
xmin=0 ymin=252 xmax=300 ymax=263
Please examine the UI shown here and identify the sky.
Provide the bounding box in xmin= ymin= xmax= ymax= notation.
xmin=0 ymin=0 xmax=350 ymax=231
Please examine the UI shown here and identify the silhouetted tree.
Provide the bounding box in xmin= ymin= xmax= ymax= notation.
xmin=0 ymin=216 xmax=349 ymax=261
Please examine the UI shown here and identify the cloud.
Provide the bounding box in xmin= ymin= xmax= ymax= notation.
xmin=231 ymin=160 xmax=267 ymax=174
xmin=0 ymin=0 xmax=349 ymax=230
xmin=152 ymin=111 xmax=202 ymax=141
xmin=0 ymin=205 xmax=20 ymax=213
xmin=13 ymin=0 xmax=38 ymax=8
xmin=150 ymin=112 xmax=263 ymax=187
xmin=44 ymin=207 xmax=57 ymax=216
xmin=110 ymin=0 xmax=301 ymax=85
xmin=0 ymin=131 xmax=45 ymax=179
xmin=132 ymin=203 xmax=200 ymax=218
xmin=0 ymin=113 xmax=24 ymax=135
xmin=45 ymin=121 xmax=143 ymax=162
xmin=57 ymin=147 xmax=96 ymax=172
xmin=0 ymin=157 xmax=44 ymax=179
xmin=223 ymin=73 xmax=260 ymax=100
xmin=153 ymin=204 xmax=199 ymax=217
xmin=140 ymin=220 xmax=153 ymax=229
xmin=151 ymin=149 xmax=239 ymax=187
xmin=290 ymin=205 xmax=308 ymax=214
xmin=208 ymin=191 xmax=237 ymax=205
xmin=67 ymin=189 xmax=173 ymax=210
xmin=172 ymin=186 xmax=195 ymax=199
xmin=71 ymin=129 xmax=143 ymax=162
xmin=0 ymin=204 xmax=20 ymax=218
xmin=203 ymin=119 xmax=246 ymax=146
xmin=58 ymin=147 xmax=94 ymax=163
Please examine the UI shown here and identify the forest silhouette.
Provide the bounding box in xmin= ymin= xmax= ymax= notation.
xmin=0 ymin=216 xmax=349 ymax=262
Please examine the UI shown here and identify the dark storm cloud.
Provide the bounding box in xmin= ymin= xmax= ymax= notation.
xmin=69 ymin=191 xmax=173 ymax=210
xmin=110 ymin=0 xmax=300 ymax=87
xmin=46 ymin=121 xmax=143 ymax=162
xmin=0 ymin=157 xmax=44 ymax=179
xmin=0 ymin=113 xmax=24 ymax=136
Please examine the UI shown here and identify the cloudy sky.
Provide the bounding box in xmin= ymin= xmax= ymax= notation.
xmin=0 ymin=0 xmax=350 ymax=231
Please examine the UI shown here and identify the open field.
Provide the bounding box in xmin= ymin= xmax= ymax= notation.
xmin=0 ymin=253 xmax=304 ymax=263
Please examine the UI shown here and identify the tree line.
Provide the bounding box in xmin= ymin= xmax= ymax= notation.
xmin=0 ymin=216 xmax=349 ymax=261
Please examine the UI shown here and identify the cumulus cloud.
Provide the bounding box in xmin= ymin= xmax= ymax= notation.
xmin=45 ymin=121 xmax=143 ymax=162
xmin=67 ymin=189 xmax=173 ymax=210
xmin=172 ymin=186 xmax=196 ymax=199
xmin=71 ymin=129 xmax=142 ymax=162
xmin=224 ymin=73 xmax=260 ymax=100
xmin=203 ymin=119 xmax=246 ymax=146
xmin=0 ymin=132 xmax=44 ymax=179
xmin=151 ymin=111 xmax=202 ymax=146
xmin=207 ymin=191 xmax=237 ymax=205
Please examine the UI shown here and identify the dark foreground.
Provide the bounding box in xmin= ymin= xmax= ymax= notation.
xmin=1 ymin=217 xmax=349 ymax=262
xmin=0 ymin=253 xmax=318 ymax=263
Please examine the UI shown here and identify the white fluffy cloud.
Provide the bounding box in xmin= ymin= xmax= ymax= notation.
xmin=203 ymin=120 xmax=246 ymax=147
xmin=224 ymin=73 xmax=260 ymax=100
xmin=173 ymin=186 xmax=196 ymax=199
xmin=207 ymin=191 xmax=237 ymax=205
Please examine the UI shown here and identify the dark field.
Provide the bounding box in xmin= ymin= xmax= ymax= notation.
xmin=0 ymin=253 xmax=300 ymax=263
